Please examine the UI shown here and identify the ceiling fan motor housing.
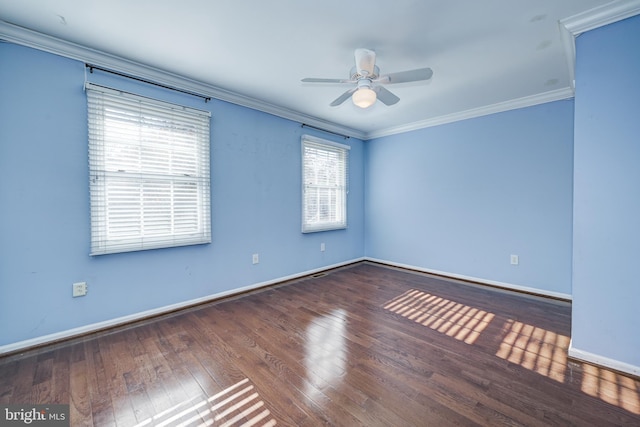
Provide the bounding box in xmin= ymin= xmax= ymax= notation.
xmin=350 ymin=65 xmax=379 ymax=81
xmin=354 ymin=48 xmax=377 ymax=77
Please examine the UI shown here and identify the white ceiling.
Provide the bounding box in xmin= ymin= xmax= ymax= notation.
xmin=0 ymin=0 xmax=623 ymax=139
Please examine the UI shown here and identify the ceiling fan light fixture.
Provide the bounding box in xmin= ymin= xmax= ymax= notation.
xmin=352 ymin=87 xmax=376 ymax=108
xmin=302 ymin=48 xmax=432 ymax=108
xmin=352 ymin=80 xmax=376 ymax=108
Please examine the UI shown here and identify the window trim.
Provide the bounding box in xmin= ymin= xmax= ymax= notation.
xmin=86 ymin=82 xmax=212 ymax=255
xmin=301 ymin=134 xmax=350 ymax=233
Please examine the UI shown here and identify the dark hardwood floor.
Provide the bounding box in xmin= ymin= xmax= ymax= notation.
xmin=1 ymin=262 xmax=639 ymax=426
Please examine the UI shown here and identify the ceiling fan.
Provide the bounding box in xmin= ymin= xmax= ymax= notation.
xmin=301 ymin=48 xmax=433 ymax=109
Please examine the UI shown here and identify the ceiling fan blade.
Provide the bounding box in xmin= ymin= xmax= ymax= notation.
xmin=301 ymin=77 xmax=353 ymax=84
xmin=378 ymin=67 xmax=433 ymax=84
xmin=374 ymin=86 xmax=400 ymax=106
xmin=330 ymin=88 xmax=357 ymax=106
xmin=354 ymin=48 xmax=376 ymax=77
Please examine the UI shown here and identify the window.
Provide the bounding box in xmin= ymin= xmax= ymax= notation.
xmin=86 ymin=83 xmax=211 ymax=255
xmin=301 ymin=135 xmax=349 ymax=233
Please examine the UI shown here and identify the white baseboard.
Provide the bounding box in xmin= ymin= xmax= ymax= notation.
xmin=0 ymin=257 xmax=365 ymax=356
xmin=8 ymin=257 xmax=638 ymax=380
xmin=364 ymin=257 xmax=572 ymax=301
xmin=568 ymin=340 xmax=640 ymax=377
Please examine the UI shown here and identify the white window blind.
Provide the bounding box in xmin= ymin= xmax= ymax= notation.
xmin=301 ymin=135 xmax=349 ymax=233
xmin=86 ymin=83 xmax=211 ymax=255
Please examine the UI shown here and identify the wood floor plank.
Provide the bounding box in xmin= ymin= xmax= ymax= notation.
xmin=69 ymin=345 xmax=94 ymax=427
xmin=81 ymin=338 xmax=116 ymax=426
xmin=1 ymin=262 xmax=639 ymax=426
xmin=6 ymin=353 xmax=38 ymax=404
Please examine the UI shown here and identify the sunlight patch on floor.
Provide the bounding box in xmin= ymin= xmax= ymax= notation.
xmin=581 ymin=364 xmax=640 ymax=415
xmin=383 ymin=289 xmax=494 ymax=345
xmin=495 ymin=319 xmax=569 ymax=383
xmin=133 ymin=377 xmax=276 ymax=427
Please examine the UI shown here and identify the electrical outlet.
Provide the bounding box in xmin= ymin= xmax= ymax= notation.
xmin=252 ymin=253 xmax=259 ymax=264
xmin=320 ymin=243 xmax=325 ymax=252
xmin=510 ymin=254 xmax=519 ymax=265
xmin=72 ymin=282 xmax=87 ymax=297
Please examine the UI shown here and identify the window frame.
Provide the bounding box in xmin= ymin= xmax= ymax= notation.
xmin=86 ymin=82 xmax=212 ymax=256
xmin=301 ymin=134 xmax=350 ymax=233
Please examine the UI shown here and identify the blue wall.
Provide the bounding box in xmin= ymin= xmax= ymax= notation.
xmin=572 ymin=15 xmax=640 ymax=369
xmin=0 ymin=43 xmax=364 ymax=347
xmin=365 ymin=101 xmax=575 ymax=296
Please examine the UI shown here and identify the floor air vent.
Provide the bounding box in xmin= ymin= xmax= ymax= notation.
xmin=311 ymin=272 xmax=327 ymax=278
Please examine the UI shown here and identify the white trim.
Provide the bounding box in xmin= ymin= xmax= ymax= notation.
xmin=365 ymin=257 xmax=573 ymax=301
xmin=2 ymin=2 xmax=638 ymax=142
xmin=301 ymin=135 xmax=350 ymax=233
xmin=0 ymin=20 xmax=367 ymax=141
xmin=379 ymin=0 xmax=640 ymax=140
xmin=559 ymin=0 xmax=640 ymax=92
xmin=568 ymin=340 xmax=640 ymax=377
xmin=0 ymin=257 xmax=365 ymax=356
xmin=365 ymin=88 xmax=575 ymax=140
xmin=559 ymin=23 xmax=577 ymax=92
xmin=560 ymin=0 xmax=640 ymax=36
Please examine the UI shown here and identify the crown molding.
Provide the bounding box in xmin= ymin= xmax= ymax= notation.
xmin=559 ymin=0 xmax=640 ymax=92
xmin=0 ymin=20 xmax=367 ymax=140
xmin=367 ymin=0 xmax=640 ymax=141
xmin=3 ymin=1 xmax=639 ymax=142
xmin=560 ymin=0 xmax=640 ymax=35
xmin=559 ymin=23 xmax=578 ymax=92
xmin=365 ymin=87 xmax=575 ymax=140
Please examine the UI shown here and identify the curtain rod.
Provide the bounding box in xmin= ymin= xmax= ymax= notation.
xmin=301 ymin=124 xmax=350 ymax=139
xmin=86 ymin=64 xmax=211 ymax=103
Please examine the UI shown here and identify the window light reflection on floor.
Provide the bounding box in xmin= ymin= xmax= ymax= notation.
xmin=304 ymin=309 xmax=348 ymax=402
xmin=132 ymin=377 xmax=277 ymax=427
xmin=383 ymin=289 xmax=495 ymax=345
